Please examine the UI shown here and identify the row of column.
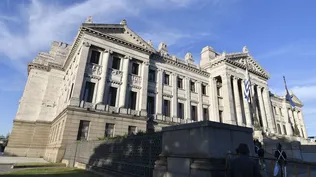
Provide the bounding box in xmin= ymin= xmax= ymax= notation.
xmin=155 ymin=70 xmax=205 ymax=120
xmin=70 ymin=42 xmax=149 ymax=113
xmin=217 ymin=73 xmax=275 ymax=133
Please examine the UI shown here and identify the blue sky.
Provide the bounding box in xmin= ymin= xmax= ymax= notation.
xmin=0 ymin=0 xmax=316 ymax=136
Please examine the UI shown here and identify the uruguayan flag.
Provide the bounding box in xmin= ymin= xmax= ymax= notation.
xmin=244 ymin=68 xmax=251 ymax=103
xmin=284 ymin=76 xmax=295 ymax=108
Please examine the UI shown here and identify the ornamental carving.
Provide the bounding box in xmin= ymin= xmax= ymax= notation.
xmin=234 ymin=57 xmax=261 ymax=73
xmin=107 ymin=68 xmax=123 ymax=82
xmin=129 ymin=74 xmax=142 ymax=86
xmin=85 ymin=63 xmax=102 ymax=76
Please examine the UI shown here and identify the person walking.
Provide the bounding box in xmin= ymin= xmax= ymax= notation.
xmin=274 ymin=143 xmax=287 ymax=177
xmin=229 ymin=143 xmax=262 ymax=177
xmin=254 ymin=140 xmax=268 ymax=177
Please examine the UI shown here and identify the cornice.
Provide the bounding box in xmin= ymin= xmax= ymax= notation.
xmin=63 ymin=29 xmax=84 ymax=69
xmin=28 ymin=62 xmax=63 ymax=75
xmin=151 ymin=54 xmax=210 ymax=77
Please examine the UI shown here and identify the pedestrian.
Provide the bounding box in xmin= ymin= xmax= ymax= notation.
xmin=274 ymin=143 xmax=287 ymax=177
xmin=229 ymin=143 xmax=262 ymax=177
xmin=254 ymin=140 xmax=268 ymax=177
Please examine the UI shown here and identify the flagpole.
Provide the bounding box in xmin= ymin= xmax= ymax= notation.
xmin=246 ymin=58 xmax=260 ymax=130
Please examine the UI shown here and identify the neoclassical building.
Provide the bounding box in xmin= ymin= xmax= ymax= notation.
xmin=6 ymin=18 xmax=307 ymax=162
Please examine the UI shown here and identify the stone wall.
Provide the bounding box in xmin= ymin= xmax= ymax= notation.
xmin=62 ymin=132 xmax=162 ymax=177
xmin=5 ymin=120 xmax=50 ymax=157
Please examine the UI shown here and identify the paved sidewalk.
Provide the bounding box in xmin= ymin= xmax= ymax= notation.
xmin=0 ymin=157 xmax=48 ymax=164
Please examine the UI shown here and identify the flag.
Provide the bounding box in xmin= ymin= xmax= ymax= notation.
xmin=283 ymin=76 xmax=295 ymax=108
xmin=244 ymin=67 xmax=251 ymax=103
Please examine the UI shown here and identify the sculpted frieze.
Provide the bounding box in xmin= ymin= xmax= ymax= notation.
xmin=107 ymin=68 xmax=123 ymax=83
xmin=85 ymin=63 xmax=102 ymax=76
xmin=129 ymin=74 xmax=142 ymax=86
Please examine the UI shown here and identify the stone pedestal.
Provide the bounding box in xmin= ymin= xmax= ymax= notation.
xmin=153 ymin=121 xmax=254 ymax=177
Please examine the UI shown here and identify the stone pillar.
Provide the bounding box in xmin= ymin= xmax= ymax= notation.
xmin=119 ymin=55 xmax=131 ymax=108
xmin=95 ymin=49 xmax=111 ymax=104
xmin=156 ymin=69 xmax=163 ymax=115
xmin=299 ymin=111 xmax=307 ymax=138
xmin=172 ymin=73 xmax=178 ymax=118
xmin=69 ymin=42 xmax=90 ymax=106
xmin=257 ymin=86 xmax=268 ymax=131
xmin=233 ymin=77 xmax=243 ymax=126
xmin=251 ymin=84 xmax=260 ymax=119
xmin=185 ymin=77 xmax=191 ymax=120
xmin=263 ymin=87 xmax=276 ymax=133
xmin=241 ymin=79 xmax=252 ymax=127
xmin=209 ymin=78 xmax=219 ymax=122
xmin=197 ymin=81 xmax=203 ymax=121
xmin=283 ymin=103 xmax=293 ymax=136
xmin=221 ymin=74 xmax=236 ymax=125
xmin=139 ymin=61 xmax=149 ymax=116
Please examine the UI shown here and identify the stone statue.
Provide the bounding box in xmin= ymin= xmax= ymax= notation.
xmin=120 ymin=19 xmax=127 ymax=25
xmin=147 ymin=40 xmax=153 ymax=47
xmin=158 ymin=42 xmax=168 ymax=56
xmin=185 ymin=52 xmax=194 ymax=64
xmin=242 ymin=46 xmax=249 ymax=53
xmin=85 ymin=16 xmax=93 ymax=23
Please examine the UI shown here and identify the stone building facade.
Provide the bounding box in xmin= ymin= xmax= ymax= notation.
xmin=5 ymin=19 xmax=307 ymax=161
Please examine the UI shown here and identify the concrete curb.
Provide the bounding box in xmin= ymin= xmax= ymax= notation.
xmin=11 ymin=163 xmax=66 ymax=169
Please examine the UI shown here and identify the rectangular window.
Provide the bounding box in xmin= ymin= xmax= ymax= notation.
xmin=219 ymin=111 xmax=223 ymax=123
xmin=202 ymin=85 xmax=207 ymax=95
xmin=132 ymin=63 xmax=139 ymax=75
xmin=90 ymin=50 xmax=100 ymax=64
xmin=83 ymin=82 xmax=95 ymax=103
xmin=129 ymin=91 xmax=137 ymax=110
xmin=164 ymin=73 xmax=170 ymax=85
xmin=280 ymin=108 xmax=283 ymax=116
xmin=77 ymin=120 xmax=90 ymax=141
xmin=274 ymin=107 xmax=278 ymax=115
xmin=178 ymin=103 xmax=184 ymax=119
xmin=108 ymin=87 xmax=117 ymax=106
xmin=128 ymin=126 xmax=137 ymax=135
xmin=191 ymin=105 xmax=197 ymax=121
xmin=203 ymin=108 xmax=209 ymax=121
xmin=177 ymin=77 xmax=183 ymax=89
xmin=163 ymin=100 xmax=170 ymax=117
xmin=112 ymin=57 xmax=121 ymax=70
xmin=147 ymin=96 xmax=155 ymax=114
xmin=191 ymin=81 xmax=195 ymax=92
xmin=105 ymin=123 xmax=115 ymax=137
xmin=69 ymin=83 xmax=74 ymax=100
xmin=283 ymin=125 xmax=287 ymax=135
xmin=149 ymin=69 xmax=156 ymax=82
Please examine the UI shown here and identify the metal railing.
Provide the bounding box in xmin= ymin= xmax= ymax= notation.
xmin=225 ymin=152 xmax=316 ymax=177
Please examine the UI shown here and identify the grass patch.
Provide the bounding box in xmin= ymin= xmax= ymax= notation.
xmin=1 ymin=167 xmax=101 ymax=177
xmin=13 ymin=162 xmax=65 ymax=168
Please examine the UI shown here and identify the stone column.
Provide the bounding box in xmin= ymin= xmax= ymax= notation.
xmin=221 ymin=74 xmax=236 ymax=125
xmin=139 ymin=61 xmax=149 ymax=116
xmin=299 ymin=111 xmax=307 ymax=138
xmin=95 ymin=49 xmax=111 ymax=104
xmin=241 ymin=79 xmax=252 ymax=127
xmin=209 ymin=78 xmax=219 ymax=122
xmin=283 ymin=103 xmax=293 ymax=136
xmin=257 ymin=86 xmax=268 ymax=131
xmin=197 ymin=81 xmax=203 ymax=121
xmin=263 ymin=87 xmax=276 ymax=133
xmin=119 ymin=55 xmax=131 ymax=108
xmin=251 ymin=84 xmax=260 ymax=119
xmin=233 ymin=77 xmax=243 ymax=126
xmin=172 ymin=73 xmax=178 ymax=118
xmin=156 ymin=69 xmax=163 ymax=115
xmin=185 ymin=77 xmax=191 ymax=120
xmin=69 ymin=42 xmax=90 ymax=107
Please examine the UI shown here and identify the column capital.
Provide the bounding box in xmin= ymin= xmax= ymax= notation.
xmin=143 ymin=61 xmax=150 ymax=66
xmin=221 ymin=73 xmax=232 ymax=79
xmin=172 ymin=73 xmax=177 ymax=76
xmin=212 ymin=77 xmax=218 ymax=82
xmin=104 ymin=48 xmax=113 ymax=54
xmin=83 ymin=42 xmax=91 ymax=47
xmin=232 ymin=76 xmax=239 ymax=81
xmin=124 ymin=55 xmax=132 ymax=60
xmin=157 ymin=68 xmax=163 ymax=72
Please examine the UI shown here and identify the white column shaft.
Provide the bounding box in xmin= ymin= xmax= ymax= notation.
xmin=156 ymin=69 xmax=163 ymax=115
xmin=119 ymin=56 xmax=130 ymax=108
xmin=197 ymin=82 xmax=203 ymax=121
xmin=263 ymin=88 xmax=276 ymax=133
xmin=139 ymin=62 xmax=149 ymax=115
xmin=233 ymin=78 xmax=243 ymax=126
xmin=221 ymin=74 xmax=236 ymax=125
xmin=69 ymin=42 xmax=90 ymax=106
xmin=209 ymin=78 xmax=219 ymax=122
xmin=172 ymin=74 xmax=178 ymax=118
xmin=185 ymin=77 xmax=191 ymax=120
xmin=257 ymin=86 xmax=268 ymax=131
xmin=96 ymin=50 xmax=110 ymax=104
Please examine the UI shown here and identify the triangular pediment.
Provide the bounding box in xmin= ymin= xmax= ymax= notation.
xmin=289 ymin=92 xmax=303 ymax=105
xmin=82 ymin=23 xmax=156 ymax=52
xmin=226 ymin=53 xmax=270 ymax=79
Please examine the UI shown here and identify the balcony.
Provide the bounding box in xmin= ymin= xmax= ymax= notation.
xmin=107 ymin=68 xmax=123 ymax=83
xmin=129 ymin=74 xmax=142 ymax=87
xmin=85 ymin=63 xmax=102 ymax=76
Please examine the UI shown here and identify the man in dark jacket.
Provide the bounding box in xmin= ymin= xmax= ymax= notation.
xmin=230 ymin=143 xmax=262 ymax=177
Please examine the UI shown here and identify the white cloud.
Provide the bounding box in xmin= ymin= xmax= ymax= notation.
xmin=291 ymin=85 xmax=316 ymax=103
